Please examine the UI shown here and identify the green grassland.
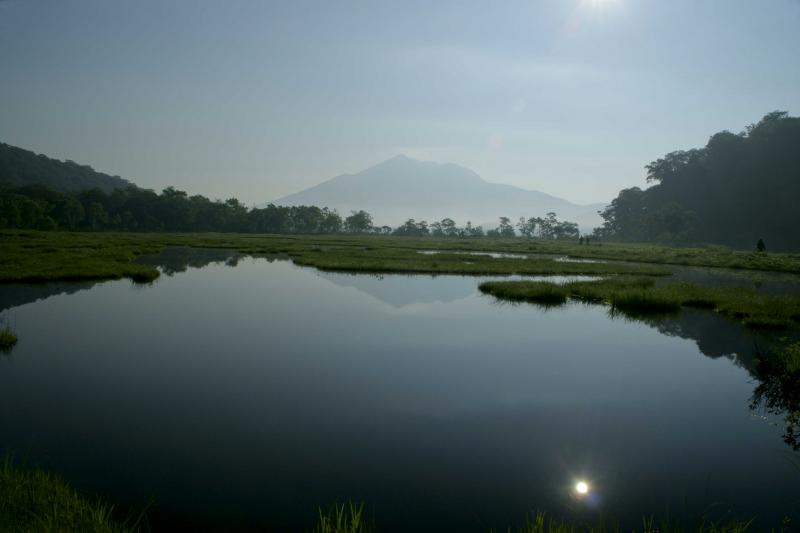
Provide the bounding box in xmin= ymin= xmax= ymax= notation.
xmin=5 ymin=231 xmax=800 ymax=286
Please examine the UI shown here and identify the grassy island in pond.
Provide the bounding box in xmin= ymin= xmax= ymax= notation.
xmin=479 ymin=277 xmax=800 ymax=329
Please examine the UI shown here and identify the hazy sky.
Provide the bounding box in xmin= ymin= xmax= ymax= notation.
xmin=1 ymin=0 xmax=798 ymax=205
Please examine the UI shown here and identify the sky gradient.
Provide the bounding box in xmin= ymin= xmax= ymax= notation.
xmin=1 ymin=0 xmax=798 ymax=205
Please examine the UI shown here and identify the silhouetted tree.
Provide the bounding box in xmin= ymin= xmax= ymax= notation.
xmin=392 ymin=219 xmax=429 ymax=236
xmin=498 ymin=217 xmax=515 ymax=238
xmin=344 ymin=210 xmax=373 ymax=234
xmin=597 ymin=111 xmax=800 ymax=249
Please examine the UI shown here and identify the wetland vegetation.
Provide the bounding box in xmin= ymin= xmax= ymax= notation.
xmin=0 ymin=326 xmax=16 ymax=352
xmin=478 ymin=277 xmax=800 ymax=329
xmin=5 ymin=231 xmax=800 ymax=287
xmin=0 ymin=459 xmax=139 ymax=533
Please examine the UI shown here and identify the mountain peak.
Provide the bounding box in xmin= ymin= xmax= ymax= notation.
xmin=272 ymin=158 xmax=605 ymax=230
xmin=363 ymin=155 xmax=485 ymax=184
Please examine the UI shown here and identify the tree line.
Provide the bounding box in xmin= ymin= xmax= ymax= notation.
xmin=595 ymin=111 xmax=800 ymax=250
xmin=0 ymin=183 xmax=581 ymax=239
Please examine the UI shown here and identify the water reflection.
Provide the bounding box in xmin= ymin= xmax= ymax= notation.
xmin=0 ymin=250 xmax=798 ymax=531
xmin=628 ymin=309 xmax=800 ymax=451
xmin=0 ymin=280 xmax=99 ymax=313
xmin=317 ymin=272 xmax=599 ymax=308
xmin=135 ymin=246 xmax=263 ymax=275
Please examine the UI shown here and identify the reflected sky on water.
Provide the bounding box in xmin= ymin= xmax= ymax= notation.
xmin=1 ymin=254 xmax=798 ymax=532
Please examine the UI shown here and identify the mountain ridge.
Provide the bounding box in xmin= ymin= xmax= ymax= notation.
xmin=0 ymin=142 xmax=134 ymax=193
xmin=273 ymin=155 xmax=606 ymax=231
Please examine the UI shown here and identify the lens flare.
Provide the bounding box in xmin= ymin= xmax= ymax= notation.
xmin=575 ymin=481 xmax=589 ymax=495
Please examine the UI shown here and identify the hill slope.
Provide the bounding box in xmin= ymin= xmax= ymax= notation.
xmin=274 ymin=155 xmax=605 ymax=230
xmin=0 ymin=142 xmax=133 ymax=193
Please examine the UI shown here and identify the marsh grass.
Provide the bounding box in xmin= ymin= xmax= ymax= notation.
xmin=311 ymin=502 xmax=371 ymax=533
xmin=479 ymin=281 xmax=569 ymax=305
xmin=491 ymin=512 xmax=757 ymax=533
xmin=9 ymin=231 xmax=800 ymax=286
xmin=0 ymin=326 xmax=16 ymax=352
xmin=0 ymin=458 xmax=139 ymax=533
xmin=0 ymin=232 xmax=162 ymax=283
xmin=610 ymin=289 xmax=682 ymax=314
xmin=480 ymin=278 xmax=800 ymax=329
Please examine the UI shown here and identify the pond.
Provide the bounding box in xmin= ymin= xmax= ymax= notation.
xmin=1 ymin=250 xmax=798 ymax=532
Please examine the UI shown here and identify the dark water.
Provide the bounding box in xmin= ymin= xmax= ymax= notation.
xmin=1 ymin=253 xmax=799 ymax=532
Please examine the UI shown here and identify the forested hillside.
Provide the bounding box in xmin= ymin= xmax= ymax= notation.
xmin=596 ymin=111 xmax=800 ymax=250
xmin=0 ymin=142 xmax=133 ymax=193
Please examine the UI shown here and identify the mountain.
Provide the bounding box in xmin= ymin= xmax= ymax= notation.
xmin=0 ymin=142 xmax=134 ymax=193
xmin=273 ymin=155 xmax=606 ymax=231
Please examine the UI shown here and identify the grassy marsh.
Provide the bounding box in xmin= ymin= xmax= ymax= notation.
xmin=480 ymin=278 xmax=800 ymax=329
xmin=5 ymin=231 xmax=800 ymax=332
xmin=9 ymin=231 xmax=800 ymax=285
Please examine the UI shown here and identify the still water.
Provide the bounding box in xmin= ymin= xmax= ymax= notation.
xmin=0 ymin=252 xmax=798 ymax=532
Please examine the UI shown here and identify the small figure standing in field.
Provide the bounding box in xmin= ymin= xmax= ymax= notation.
xmin=757 ymin=238 xmax=766 ymax=253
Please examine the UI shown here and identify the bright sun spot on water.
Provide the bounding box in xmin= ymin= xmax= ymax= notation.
xmin=575 ymin=481 xmax=589 ymax=495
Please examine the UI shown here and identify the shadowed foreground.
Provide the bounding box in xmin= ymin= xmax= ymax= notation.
xmin=0 ymin=462 xmax=782 ymax=533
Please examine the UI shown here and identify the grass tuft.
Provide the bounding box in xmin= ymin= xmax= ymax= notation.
xmin=0 ymin=458 xmax=138 ymax=533
xmin=0 ymin=326 xmax=17 ymax=352
xmin=480 ymin=281 xmax=568 ymax=306
xmin=311 ymin=501 xmax=371 ymax=533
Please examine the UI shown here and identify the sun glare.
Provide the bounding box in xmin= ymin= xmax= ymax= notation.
xmin=575 ymin=481 xmax=589 ymax=495
xmin=585 ymin=0 xmax=618 ymax=9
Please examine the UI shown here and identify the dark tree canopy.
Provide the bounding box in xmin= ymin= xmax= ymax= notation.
xmin=0 ymin=184 xmax=347 ymax=234
xmin=597 ymin=111 xmax=800 ymax=249
xmin=0 ymin=182 xmax=584 ymax=240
